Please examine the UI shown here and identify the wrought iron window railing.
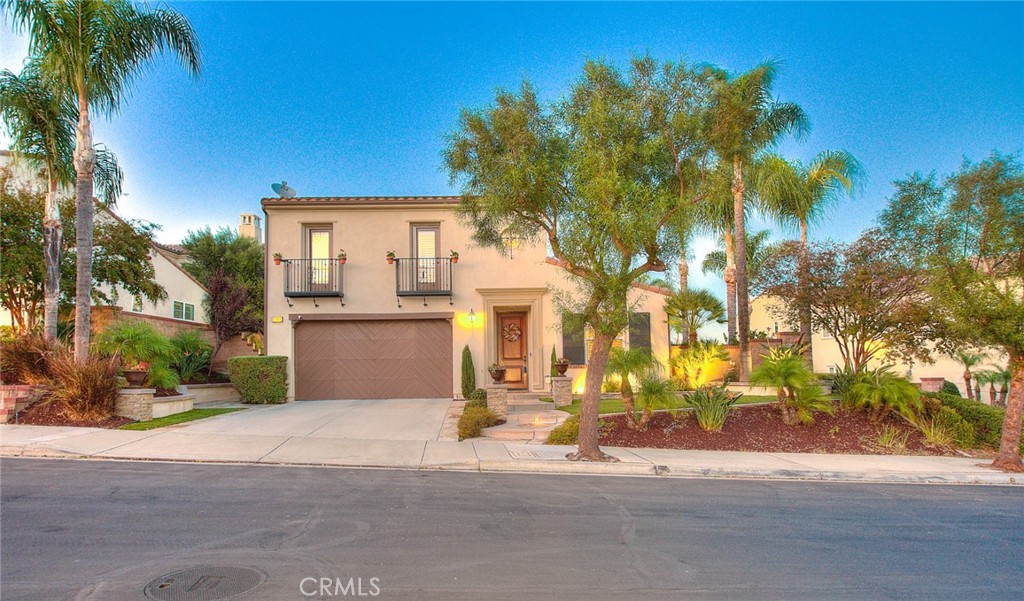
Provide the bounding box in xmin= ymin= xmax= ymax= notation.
xmin=394 ymin=257 xmax=453 ymax=296
xmin=283 ymin=258 xmax=344 ymax=297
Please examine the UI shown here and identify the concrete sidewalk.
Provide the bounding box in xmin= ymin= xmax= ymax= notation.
xmin=1 ymin=423 xmax=1019 ymax=485
xmin=4 ymin=423 xmax=1019 ymax=485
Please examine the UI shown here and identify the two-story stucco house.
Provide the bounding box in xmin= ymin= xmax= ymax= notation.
xmin=262 ymin=195 xmax=671 ymax=401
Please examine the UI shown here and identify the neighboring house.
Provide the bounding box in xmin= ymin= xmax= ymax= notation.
xmin=749 ymin=294 xmax=996 ymax=396
xmin=262 ymin=195 xmax=671 ymax=401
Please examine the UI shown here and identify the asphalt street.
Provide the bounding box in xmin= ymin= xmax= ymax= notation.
xmin=1 ymin=458 xmax=1021 ymax=600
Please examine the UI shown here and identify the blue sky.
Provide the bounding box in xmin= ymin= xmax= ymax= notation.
xmin=2 ymin=1 xmax=1022 ymax=300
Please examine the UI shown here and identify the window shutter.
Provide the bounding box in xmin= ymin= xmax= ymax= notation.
xmin=184 ymin=304 xmax=195 ymax=321
xmin=629 ymin=312 xmax=651 ymax=351
xmin=173 ymin=301 xmax=183 ymax=320
xmin=561 ymin=313 xmax=586 ymax=365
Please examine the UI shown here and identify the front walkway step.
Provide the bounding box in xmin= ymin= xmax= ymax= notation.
xmin=508 ymin=399 xmax=554 ymax=412
xmin=480 ymin=408 xmax=567 ymax=442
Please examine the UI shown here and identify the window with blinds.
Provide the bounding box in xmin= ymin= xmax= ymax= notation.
xmin=413 ymin=224 xmax=440 ymax=284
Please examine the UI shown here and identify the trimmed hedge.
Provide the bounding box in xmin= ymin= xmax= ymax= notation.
xmin=546 ymin=415 xmax=580 ymax=445
xmin=458 ymin=406 xmax=499 ymax=440
xmin=928 ymin=392 xmax=1023 ymax=453
xmin=940 ymin=380 xmax=962 ymax=397
xmin=228 ymin=356 xmax=288 ymax=404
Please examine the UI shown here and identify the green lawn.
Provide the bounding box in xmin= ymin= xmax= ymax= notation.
xmin=120 ymin=408 xmax=244 ymax=431
xmin=554 ymin=394 xmax=780 ymax=416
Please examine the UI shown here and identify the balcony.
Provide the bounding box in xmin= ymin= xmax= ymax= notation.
xmin=394 ymin=257 xmax=454 ymax=303
xmin=283 ymin=258 xmax=344 ymax=298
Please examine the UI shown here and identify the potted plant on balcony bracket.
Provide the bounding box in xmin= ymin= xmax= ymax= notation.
xmin=450 ymin=250 xmax=459 ymax=264
xmin=272 ymin=252 xmax=283 ymax=266
xmin=337 ymin=249 xmax=347 ymax=265
xmin=386 ymin=250 xmax=396 ymax=265
xmin=488 ymin=363 xmax=507 ymax=384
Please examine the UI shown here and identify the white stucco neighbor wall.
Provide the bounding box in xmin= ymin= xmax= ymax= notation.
xmin=263 ymin=199 xmax=671 ymax=400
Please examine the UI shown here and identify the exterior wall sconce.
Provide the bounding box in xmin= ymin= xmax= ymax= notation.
xmin=468 ymin=309 xmax=476 ymax=323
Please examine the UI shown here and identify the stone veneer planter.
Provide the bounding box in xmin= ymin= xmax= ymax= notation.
xmin=115 ymin=388 xmax=195 ymax=421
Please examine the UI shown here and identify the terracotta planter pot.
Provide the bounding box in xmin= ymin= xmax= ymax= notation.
xmin=338 ymin=258 xmax=347 ymax=265
xmin=451 ymin=256 xmax=459 ymax=264
xmin=488 ymin=368 xmax=506 ymax=384
xmin=555 ymin=361 xmax=570 ymax=376
xmin=273 ymin=257 xmax=282 ymax=266
xmin=122 ymin=369 xmax=150 ymax=388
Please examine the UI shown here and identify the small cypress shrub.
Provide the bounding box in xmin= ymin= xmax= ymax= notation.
xmin=228 ymin=356 xmax=288 ymax=404
xmin=460 ymin=345 xmax=476 ymax=399
xmin=458 ymin=405 xmax=499 ymax=440
xmin=550 ymin=346 xmax=558 ymax=377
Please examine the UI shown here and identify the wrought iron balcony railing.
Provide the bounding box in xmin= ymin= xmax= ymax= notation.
xmin=283 ymin=258 xmax=344 ymax=298
xmin=394 ymin=257 xmax=453 ymax=297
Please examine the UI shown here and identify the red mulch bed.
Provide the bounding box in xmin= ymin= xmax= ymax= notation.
xmin=601 ymin=403 xmax=959 ymax=456
xmin=13 ymin=400 xmax=134 ymax=429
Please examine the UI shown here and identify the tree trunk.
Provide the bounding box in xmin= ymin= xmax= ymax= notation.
xmin=992 ymin=352 xmax=1023 ymax=471
xmin=989 ymin=384 xmax=997 ymax=405
xmin=731 ymin=157 xmax=751 ymax=382
xmin=621 ymin=376 xmax=639 ymax=429
xmin=999 ymin=384 xmax=1008 ymax=407
xmin=43 ymin=177 xmax=62 ymax=341
xmin=798 ymin=219 xmax=813 ymax=363
xmin=679 ymin=255 xmax=689 ymax=292
xmin=723 ymin=231 xmax=737 ymax=344
xmin=975 ymin=381 xmax=982 ymax=403
xmin=963 ymin=371 xmax=973 ymax=401
xmin=568 ymin=329 xmax=617 ymax=462
xmin=73 ymin=93 xmax=96 ymax=362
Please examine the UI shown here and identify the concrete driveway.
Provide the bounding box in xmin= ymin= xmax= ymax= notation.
xmin=178 ymin=398 xmax=453 ymax=441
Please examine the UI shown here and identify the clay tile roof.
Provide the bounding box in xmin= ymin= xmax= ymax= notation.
xmin=152 ymin=241 xmax=188 ymax=255
xmin=261 ymin=195 xmax=462 ymax=207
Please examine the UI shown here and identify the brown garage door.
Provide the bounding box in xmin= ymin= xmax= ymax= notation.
xmin=294 ymin=319 xmax=453 ymax=400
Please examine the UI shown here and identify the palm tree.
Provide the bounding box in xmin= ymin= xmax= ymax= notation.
xmin=664 ymin=288 xmax=727 ymax=346
xmin=706 ymin=61 xmax=809 ymax=381
xmin=954 ymin=350 xmax=988 ymax=401
xmin=0 ymin=60 xmax=123 ymax=340
xmin=991 ymin=368 xmax=1011 ymax=407
xmin=756 ymin=150 xmax=863 ymax=359
xmin=749 ymin=354 xmax=818 ymax=425
xmin=702 ymin=228 xmax=777 ymax=300
xmin=696 ymin=164 xmax=740 ymax=343
xmin=605 ymin=347 xmax=658 ymax=429
xmin=5 ymin=0 xmax=201 ymax=360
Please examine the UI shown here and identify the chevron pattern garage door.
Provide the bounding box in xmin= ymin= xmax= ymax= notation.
xmin=294 ymin=319 xmax=453 ymax=400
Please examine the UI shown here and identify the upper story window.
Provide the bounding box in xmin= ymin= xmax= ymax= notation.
xmin=305 ymin=225 xmax=333 ymax=286
xmin=412 ymin=223 xmax=440 ymax=284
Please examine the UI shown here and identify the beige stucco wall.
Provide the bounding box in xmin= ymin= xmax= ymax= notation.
xmin=749 ymin=295 xmax=1003 ymax=395
xmin=263 ymin=202 xmax=670 ymax=400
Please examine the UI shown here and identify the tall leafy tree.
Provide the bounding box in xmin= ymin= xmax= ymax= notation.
xmin=0 ymin=60 xmax=123 ymax=339
xmin=180 ymin=227 xmax=264 ymax=329
xmin=756 ymin=150 xmax=863 ymax=356
xmin=706 ymin=61 xmax=809 ymax=380
xmin=444 ymin=59 xmax=710 ymax=461
xmin=879 ymin=153 xmax=1024 ymax=471
xmin=0 ymin=170 xmax=163 ymax=332
xmin=4 ymin=0 xmax=201 ymax=360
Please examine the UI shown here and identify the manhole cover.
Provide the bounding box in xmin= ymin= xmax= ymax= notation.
xmin=144 ymin=566 xmax=266 ymax=601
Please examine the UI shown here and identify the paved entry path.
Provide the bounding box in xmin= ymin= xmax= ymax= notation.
xmin=178 ymin=398 xmax=453 ymax=441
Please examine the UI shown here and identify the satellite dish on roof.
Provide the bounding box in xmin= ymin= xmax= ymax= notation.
xmin=271 ymin=181 xmax=296 ymax=198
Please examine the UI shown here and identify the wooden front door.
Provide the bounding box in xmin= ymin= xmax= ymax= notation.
xmin=498 ymin=312 xmax=528 ymax=388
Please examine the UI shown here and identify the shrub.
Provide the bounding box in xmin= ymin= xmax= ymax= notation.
xmin=169 ymin=329 xmax=213 ymax=383
xmin=750 ymin=354 xmax=819 ymax=425
xmin=0 ymin=334 xmax=60 ymax=384
xmin=546 ymin=415 xmax=580 ymax=445
xmin=829 ymin=364 xmax=859 ymax=399
xmin=46 ymin=351 xmax=120 ymax=421
xmin=875 ymin=425 xmax=910 ymax=452
xmin=940 ymin=380 xmax=962 ymax=397
xmin=93 ymin=321 xmax=174 ymax=368
xmin=673 ymin=341 xmax=729 ymax=390
xmin=846 ymin=366 xmax=922 ymax=420
xmin=465 ymin=397 xmax=487 ymax=409
xmin=460 ymin=345 xmax=476 ymax=399
xmin=550 ymin=346 xmax=558 ymax=378
xmin=147 ymin=364 xmax=180 ymax=390
xmin=790 ymin=385 xmax=835 ymax=426
xmin=930 ymin=393 xmax=1023 ymax=453
xmin=227 ymin=356 xmax=288 ymax=404
xmin=685 ymin=385 xmax=737 ymax=432
xmin=936 ymin=407 xmax=976 ymax=448
xmin=467 ymin=388 xmax=487 ymax=401
xmin=458 ymin=405 xmax=499 ymax=440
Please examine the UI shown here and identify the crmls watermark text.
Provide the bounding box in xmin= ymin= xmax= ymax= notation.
xmin=300 ymin=577 xmax=381 ymax=597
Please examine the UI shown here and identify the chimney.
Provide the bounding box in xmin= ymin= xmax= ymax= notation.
xmin=239 ymin=213 xmax=263 ymax=244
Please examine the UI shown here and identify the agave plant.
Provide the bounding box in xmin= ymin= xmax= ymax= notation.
xmin=846 ymin=366 xmax=922 ymax=421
